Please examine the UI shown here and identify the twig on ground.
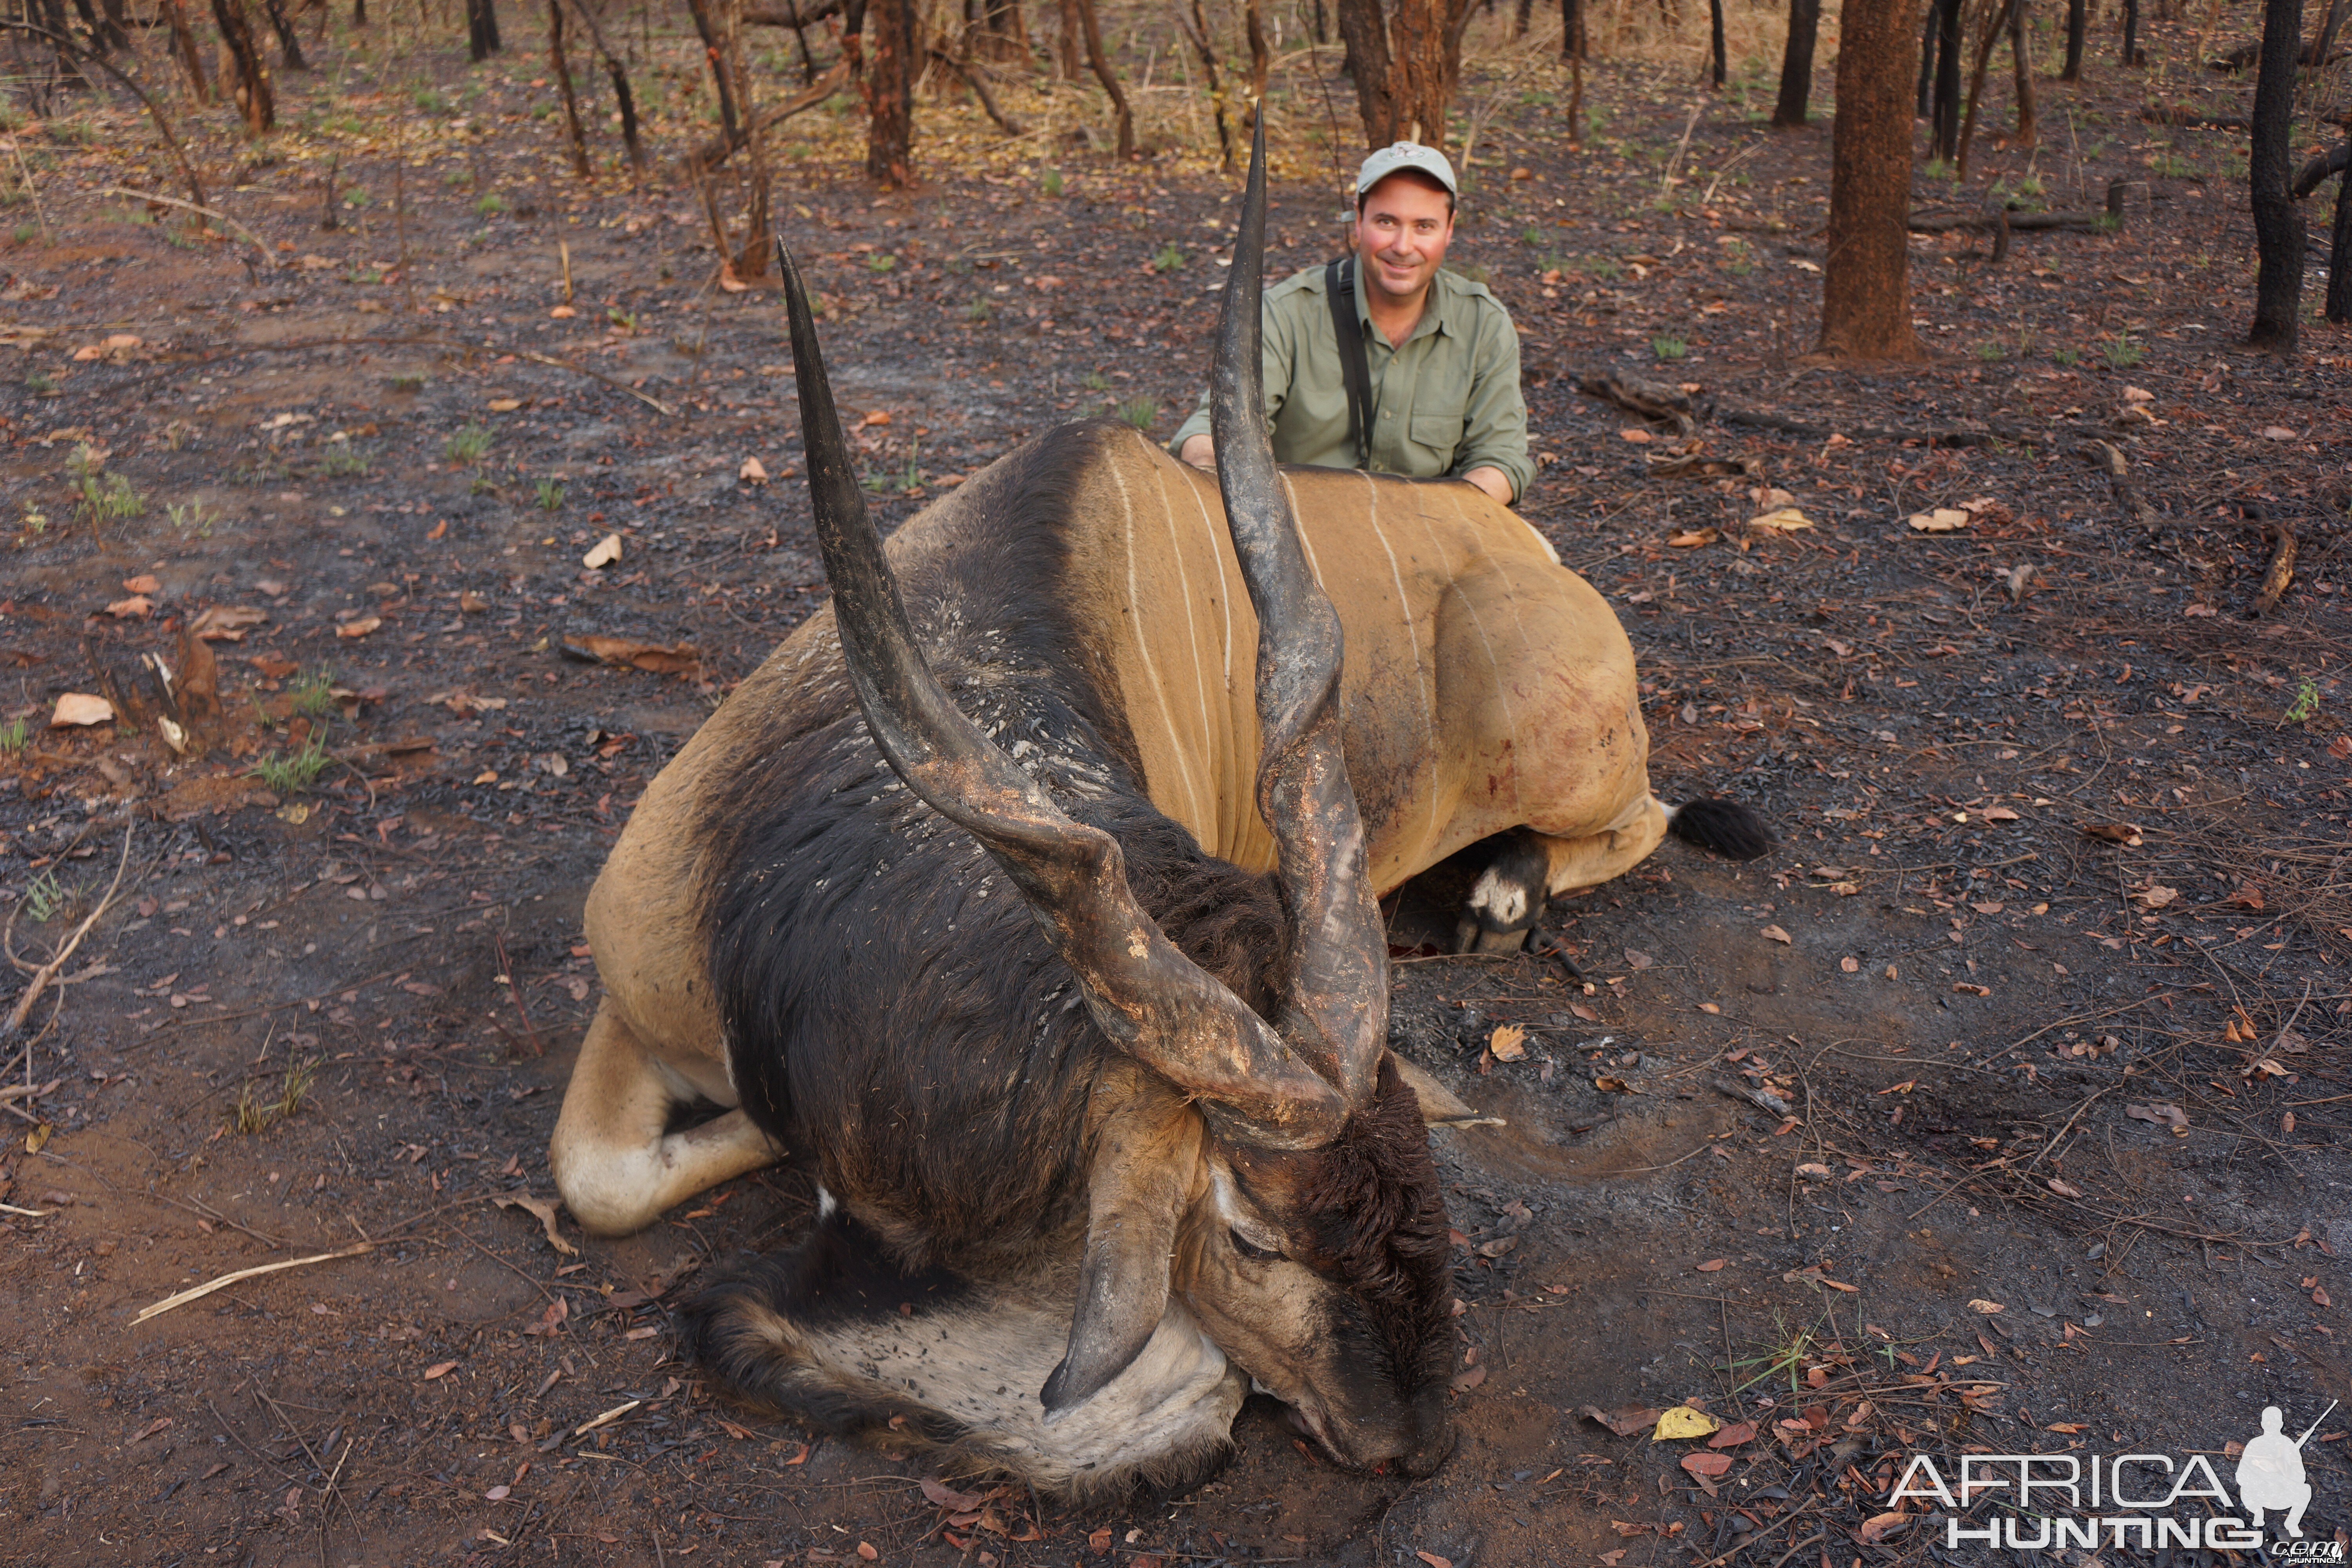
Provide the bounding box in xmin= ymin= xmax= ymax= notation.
xmin=135 ymin=1243 xmax=376 ymax=1324
xmin=3 ymin=822 xmax=134 ymax=1043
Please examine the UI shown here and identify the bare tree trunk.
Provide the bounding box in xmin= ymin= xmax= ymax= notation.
xmin=859 ymin=0 xmax=913 ymax=183
xmin=1956 ymin=0 xmax=2017 ymax=177
xmin=1560 ymin=0 xmax=1584 ymax=56
xmin=163 ymin=0 xmax=213 ymax=101
xmin=563 ymin=0 xmax=646 ymax=177
xmin=1073 ymin=0 xmax=1134 ymax=156
xmin=2327 ymin=127 xmax=2351 ymax=322
xmin=2061 ymin=0 xmax=2083 ymax=75
xmin=1053 ymin=0 xmax=1081 ymax=76
xmin=1336 ymin=0 xmax=1398 ymax=143
xmin=466 ymin=0 xmax=502 ymax=56
xmin=2245 ymin=0 xmax=2303 ymax=350
xmin=1387 ymin=0 xmax=1475 ymax=145
xmin=1773 ymin=0 xmax=1819 ymax=123
xmin=1177 ymin=0 xmax=1234 ymax=166
xmin=549 ymin=0 xmax=591 ymax=178
xmin=1245 ymin=0 xmax=1271 ymax=103
xmin=1707 ymin=0 xmax=1726 ymax=84
xmin=2009 ymin=0 xmax=2036 ymax=145
xmin=260 ymin=0 xmax=309 ymax=65
xmin=2120 ymin=0 xmax=2140 ymax=62
xmin=95 ymin=0 xmax=132 ymax=51
xmin=1820 ymin=0 xmax=1927 ymax=358
xmin=210 ymin=0 xmax=276 ymax=131
xmin=354 ymin=0 xmax=368 ymax=26
xmin=1929 ymin=0 xmax=1962 ymax=159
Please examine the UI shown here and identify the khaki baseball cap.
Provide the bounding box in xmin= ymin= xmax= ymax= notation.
xmin=1354 ymin=142 xmax=1459 ymax=199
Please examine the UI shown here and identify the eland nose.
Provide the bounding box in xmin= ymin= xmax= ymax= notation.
xmin=1399 ymin=1416 xmax=1457 ymax=1477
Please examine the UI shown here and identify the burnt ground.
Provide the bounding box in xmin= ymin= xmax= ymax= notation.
xmin=2 ymin=9 xmax=2351 ymax=1566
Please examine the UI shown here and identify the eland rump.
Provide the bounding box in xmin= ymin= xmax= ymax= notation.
xmin=549 ymin=132 xmax=1767 ymax=1493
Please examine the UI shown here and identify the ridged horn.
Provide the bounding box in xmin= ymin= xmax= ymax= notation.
xmin=1209 ymin=121 xmax=1390 ymax=1111
xmin=775 ymin=237 xmax=1348 ymax=1149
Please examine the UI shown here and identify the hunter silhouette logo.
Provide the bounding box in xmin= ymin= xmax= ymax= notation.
xmin=2239 ymin=1401 xmax=2335 ymax=1539
xmin=1888 ymin=1396 xmax=2343 ymax=1553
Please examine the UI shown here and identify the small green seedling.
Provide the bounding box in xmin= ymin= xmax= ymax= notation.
xmin=250 ymin=732 xmax=332 ymax=792
xmin=536 ymin=477 xmax=565 ymax=511
xmin=445 ymin=424 xmax=493 ymax=463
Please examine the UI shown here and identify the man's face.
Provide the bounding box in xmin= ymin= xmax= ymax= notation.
xmin=1349 ymin=175 xmax=1455 ymax=306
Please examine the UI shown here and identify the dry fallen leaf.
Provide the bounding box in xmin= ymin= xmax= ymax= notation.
xmin=423 ymin=1360 xmax=459 ymax=1380
xmin=106 ymin=595 xmax=152 ymax=619
xmin=121 ymin=573 xmax=160 ymax=594
xmin=1581 ymin=1403 xmax=1664 ymax=1437
xmin=1415 ymin=1553 xmax=1453 ymax=1568
xmin=1859 ymin=1513 xmax=1915 ymax=1543
xmin=1968 ymin=1299 xmax=2006 ymax=1314
xmin=1653 ymin=1405 xmax=1722 ymax=1441
xmin=1747 ymin=507 xmax=1814 ymax=533
xmin=1760 ymin=925 xmax=1791 ymax=945
xmin=486 ymin=397 xmax=522 ymax=412
xmin=2047 ymin=1178 xmax=2084 ymax=1198
xmin=1695 ymin=1258 xmax=1727 ymax=1272
xmin=1708 ymin=1420 xmax=1757 ymax=1448
xmin=1666 ymin=528 xmax=1719 ymax=548
xmin=1488 ymin=1024 xmax=1528 ymax=1062
xmin=51 ymin=692 xmax=115 ymax=727
xmin=2082 ymin=822 xmax=2145 ymax=847
xmin=1907 ymin=508 xmax=1970 ymax=533
xmin=1618 ymin=427 xmax=1655 ymax=444
xmin=192 ymin=605 xmax=269 ymax=641
xmin=1681 ymin=1451 xmax=1734 ymax=1478
xmin=739 ymin=456 xmax=770 ymax=484
xmin=336 ymin=615 xmax=381 ymax=640
xmin=582 ymin=533 xmax=623 ymax=570
xmin=492 ymin=1193 xmax=579 ymax=1257
xmin=2125 ymin=1102 xmax=2190 ymax=1135
xmin=2131 ymin=884 xmax=2179 ymax=909
xmin=558 ymin=635 xmax=702 ymax=679
xmin=1795 ymin=1162 xmax=1833 ymax=1180
xmin=2257 ymin=425 xmax=2298 ymax=441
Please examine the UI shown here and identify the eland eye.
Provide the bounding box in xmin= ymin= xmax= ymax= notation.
xmin=1229 ymin=1228 xmax=1284 ymax=1263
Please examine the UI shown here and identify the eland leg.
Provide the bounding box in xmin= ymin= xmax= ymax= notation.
xmin=549 ymin=1001 xmax=779 ymax=1236
xmin=1453 ymin=797 xmax=1671 ymax=955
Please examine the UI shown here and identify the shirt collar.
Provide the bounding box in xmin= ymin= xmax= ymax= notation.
xmin=1352 ymin=261 xmax=1455 ymax=345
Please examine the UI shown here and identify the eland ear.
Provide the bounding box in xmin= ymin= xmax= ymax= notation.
xmin=1041 ymin=1093 xmax=1199 ymax=1421
xmin=1387 ymin=1053 xmax=1483 ymax=1125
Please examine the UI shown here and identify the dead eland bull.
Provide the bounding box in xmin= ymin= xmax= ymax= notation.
xmin=549 ymin=132 xmax=1769 ymax=1493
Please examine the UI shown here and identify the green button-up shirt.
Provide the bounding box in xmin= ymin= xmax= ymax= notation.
xmin=1171 ymin=261 xmax=1534 ymax=504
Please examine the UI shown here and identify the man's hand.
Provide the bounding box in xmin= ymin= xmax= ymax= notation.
xmin=1462 ymin=466 xmax=1514 ymax=506
xmin=1178 ymin=434 xmax=1217 ymax=470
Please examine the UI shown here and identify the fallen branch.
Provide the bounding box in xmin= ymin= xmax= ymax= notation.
xmin=1908 ymin=207 xmax=2109 ymax=234
xmin=683 ymin=61 xmax=849 ymax=173
xmin=97 ymin=185 xmax=278 ymax=265
xmin=2 ymin=823 xmax=133 ymax=1042
xmin=2250 ymin=512 xmax=2298 ymax=615
xmin=134 ymin=1241 xmax=376 ymax=1323
xmin=2294 ymin=143 xmax=2350 ymax=199
xmin=929 ymin=47 xmax=1025 ymax=136
xmin=2079 ymin=439 xmax=2160 ymax=527
xmin=2140 ymin=104 xmax=2249 ymax=128
xmin=1576 ymin=369 xmax=1700 ymax=434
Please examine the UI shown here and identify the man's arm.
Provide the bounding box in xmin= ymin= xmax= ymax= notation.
xmin=1170 ymin=285 xmax=1304 ymax=470
xmin=1450 ymin=303 xmax=1535 ymax=504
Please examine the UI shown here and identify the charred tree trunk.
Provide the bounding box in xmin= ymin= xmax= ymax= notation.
xmin=1708 ymin=0 xmax=1726 ymax=83
xmin=686 ymin=0 xmax=779 ymax=259
xmin=559 ymin=0 xmax=645 ymax=176
xmin=863 ymin=0 xmax=916 ymax=184
xmin=1512 ymin=0 xmax=1531 ymax=35
xmin=2121 ymin=0 xmax=2141 ymax=63
xmin=2009 ymin=0 xmax=2036 ymax=145
xmin=163 ymin=0 xmax=212 ymax=101
xmin=2245 ymin=0 xmax=2304 ymax=350
xmin=549 ymin=0 xmax=591 ymax=177
xmin=972 ymin=0 xmax=1025 ymax=56
xmin=1560 ymin=0 xmax=1584 ymax=56
xmin=2062 ymin=0 xmax=2083 ymax=74
xmin=354 ymin=0 xmax=367 ymax=25
xmin=1337 ymin=0 xmax=1398 ymax=142
xmin=2328 ymin=126 xmax=2351 ymax=322
xmin=466 ymin=0 xmax=503 ymax=57
xmin=1956 ymin=0 xmax=2018 ymax=177
xmin=259 ymin=0 xmax=308 ymax=65
xmin=1917 ymin=0 xmax=1937 ymax=111
xmin=1929 ymin=0 xmax=1962 ymax=159
xmin=1337 ymin=0 xmax=1474 ymax=147
xmin=210 ymin=0 xmax=275 ymax=131
xmin=93 ymin=0 xmax=131 ymax=51
xmin=1774 ymin=0 xmax=1818 ymax=122
xmin=1820 ymin=0 xmax=1927 ymax=358
xmin=1073 ymin=0 xmax=1134 ymax=156
xmin=1177 ymin=0 xmax=1233 ymax=167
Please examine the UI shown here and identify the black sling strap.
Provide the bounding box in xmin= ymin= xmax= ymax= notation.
xmin=1323 ymin=255 xmax=1375 ymax=468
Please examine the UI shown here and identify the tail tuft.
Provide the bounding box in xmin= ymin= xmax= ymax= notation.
xmin=1667 ymin=798 xmax=1773 ymax=861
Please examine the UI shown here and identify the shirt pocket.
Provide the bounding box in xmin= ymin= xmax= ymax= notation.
xmin=1408 ymin=405 xmax=1466 ymax=454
